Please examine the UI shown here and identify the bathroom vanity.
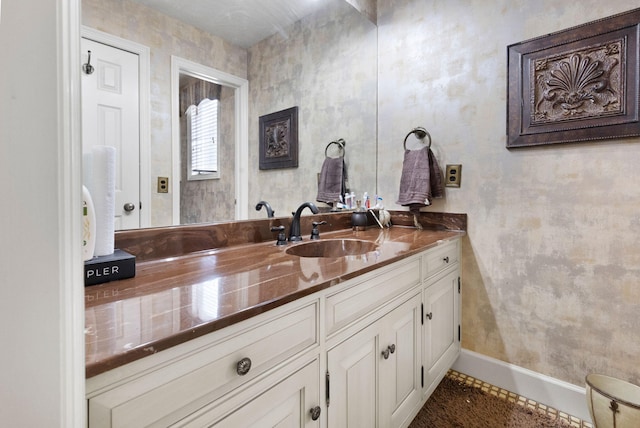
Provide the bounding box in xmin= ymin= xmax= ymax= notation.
xmin=85 ymin=212 xmax=464 ymax=428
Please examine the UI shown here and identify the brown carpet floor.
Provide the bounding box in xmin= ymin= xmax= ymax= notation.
xmin=409 ymin=375 xmax=573 ymax=428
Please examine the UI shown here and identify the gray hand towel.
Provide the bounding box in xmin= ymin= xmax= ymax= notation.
xmin=316 ymin=156 xmax=346 ymax=204
xmin=397 ymin=146 xmax=444 ymax=208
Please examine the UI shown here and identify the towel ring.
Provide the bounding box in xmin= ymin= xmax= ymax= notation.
xmin=403 ymin=127 xmax=431 ymax=150
xmin=325 ymin=138 xmax=346 ymax=158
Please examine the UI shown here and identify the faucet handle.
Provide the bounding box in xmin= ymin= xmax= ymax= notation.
xmin=270 ymin=225 xmax=287 ymax=246
xmin=310 ymin=221 xmax=327 ymax=240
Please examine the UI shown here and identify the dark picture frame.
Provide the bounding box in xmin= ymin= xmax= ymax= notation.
xmin=259 ymin=106 xmax=299 ymax=169
xmin=507 ymin=8 xmax=640 ymax=148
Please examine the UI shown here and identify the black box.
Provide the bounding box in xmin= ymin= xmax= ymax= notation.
xmin=85 ymin=249 xmax=136 ymax=286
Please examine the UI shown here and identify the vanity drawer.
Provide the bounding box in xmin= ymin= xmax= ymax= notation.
xmin=88 ymin=302 xmax=318 ymax=428
xmin=325 ymin=257 xmax=420 ymax=336
xmin=423 ymin=239 xmax=459 ymax=280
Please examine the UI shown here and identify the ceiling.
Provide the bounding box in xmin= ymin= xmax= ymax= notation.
xmin=129 ymin=0 xmax=331 ymax=48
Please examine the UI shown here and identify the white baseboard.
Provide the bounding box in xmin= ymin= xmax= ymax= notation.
xmin=452 ymin=349 xmax=591 ymax=423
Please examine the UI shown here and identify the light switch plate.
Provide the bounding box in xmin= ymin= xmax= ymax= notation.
xmin=157 ymin=176 xmax=169 ymax=193
xmin=445 ymin=164 xmax=461 ymax=187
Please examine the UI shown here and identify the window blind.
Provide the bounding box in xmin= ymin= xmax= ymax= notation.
xmin=186 ymin=98 xmax=219 ymax=176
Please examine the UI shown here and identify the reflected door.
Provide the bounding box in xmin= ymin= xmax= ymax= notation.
xmin=81 ymin=38 xmax=140 ymax=230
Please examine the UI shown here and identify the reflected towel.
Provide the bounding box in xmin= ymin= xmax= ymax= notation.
xmin=316 ymin=156 xmax=346 ymax=204
xmin=397 ymin=146 xmax=444 ymax=209
xmin=90 ymin=146 xmax=116 ymax=256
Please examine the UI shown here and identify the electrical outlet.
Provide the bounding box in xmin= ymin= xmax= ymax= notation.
xmin=445 ymin=165 xmax=461 ymax=187
xmin=157 ymin=176 xmax=169 ymax=193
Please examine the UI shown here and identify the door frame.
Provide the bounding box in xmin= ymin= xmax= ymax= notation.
xmin=81 ymin=26 xmax=151 ymax=228
xmin=171 ymin=56 xmax=249 ymax=223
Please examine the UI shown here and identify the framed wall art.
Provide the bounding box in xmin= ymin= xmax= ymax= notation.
xmin=507 ymin=8 xmax=640 ymax=148
xmin=259 ymin=106 xmax=298 ymax=169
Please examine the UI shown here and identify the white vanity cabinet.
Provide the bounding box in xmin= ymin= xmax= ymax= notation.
xmin=423 ymin=266 xmax=460 ymax=394
xmin=422 ymin=239 xmax=461 ymax=395
xmin=86 ymin=300 xmax=320 ymax=428
xmin=173 ymin=356 xmax=321 ymax=427
xmin=324 ymin=239 xmax=460 ymax=428
xmin=326 ymin=293 xmax=422 ymax=428
xmin=86 ymin=237 xmax=461 ymax=428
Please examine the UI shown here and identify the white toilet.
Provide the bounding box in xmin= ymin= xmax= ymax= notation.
xmin=586 ymin=374 xmax=640 ymax=428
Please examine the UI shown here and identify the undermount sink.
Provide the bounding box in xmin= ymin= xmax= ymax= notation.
xmin=285 ymin=239 xmax=378 ymax=258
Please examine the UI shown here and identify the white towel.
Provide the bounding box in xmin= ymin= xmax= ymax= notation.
xmin=90 ymin=146 xmax=116 ymax=256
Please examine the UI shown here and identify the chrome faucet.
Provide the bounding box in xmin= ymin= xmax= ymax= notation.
xmin=289 ymin=202 xmax=319 ymax=241
xmin=255 ymin=200 xmax=275 ymax=218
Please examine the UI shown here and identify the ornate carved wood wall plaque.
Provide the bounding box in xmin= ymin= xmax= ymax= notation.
xmin=259 ymin=106 xmax=299 ymax=169
xmin=507 ymin=8 xmax=640 ymax=148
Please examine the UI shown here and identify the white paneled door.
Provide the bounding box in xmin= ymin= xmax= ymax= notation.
xmin=81 ymin=38 xmax=140 ymax=230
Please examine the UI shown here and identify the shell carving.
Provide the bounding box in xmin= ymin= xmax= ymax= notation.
xmin=532 ymin=40 xmax=623 ymax=123
xmin=539 ymin=54 xmax=607 ymax=115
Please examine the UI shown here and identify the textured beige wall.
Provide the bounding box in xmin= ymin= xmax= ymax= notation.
xmin=377 ymin=0 xmax=640 ymax=387
xmin=247 ymin=0 xmax=378 ymax=219
xmin=82 ymin=0 xmax=247 ymax=227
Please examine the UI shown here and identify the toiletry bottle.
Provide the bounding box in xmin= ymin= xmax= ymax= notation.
xmin=364 ymin=192 xmax=370 ymax=209
xmin=82 ymin=185 xmax=96 ymax=261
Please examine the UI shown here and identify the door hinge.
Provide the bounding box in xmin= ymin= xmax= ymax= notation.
xmin=458 ymin=277 xmax=461 ymax=293
xmin=421 ymin=303 xmax=424 ymax=325
xmin=458 ymin=325 xmax=461 ymax=342
xmin=326 ymin=370 xmax=330 ymax=407
xmin=421 ymin=365 xmax=424 ymax=388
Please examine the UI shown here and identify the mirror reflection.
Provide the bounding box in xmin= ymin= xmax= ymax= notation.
xmin=173 ymin=56 xmax=248 ymax=224
xmin=81 ymin=0 xmax=377 ymax=229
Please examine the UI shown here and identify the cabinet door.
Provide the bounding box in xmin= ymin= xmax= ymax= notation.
xmin=423 ymin=267 xmax=460 ymax=390
xmin=176 ymin=358 xmax=320 ymax=428
xmin=327 ymin=293 xmax=422 ymax=428
xmin=379 ymin=293 xmax=422 ymax=428
xmin=327 ymin=321 xmax=379 ymax=428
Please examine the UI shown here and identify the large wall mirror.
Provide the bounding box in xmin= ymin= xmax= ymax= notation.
xmin=82 ymin=0 xmax=378 ymax=229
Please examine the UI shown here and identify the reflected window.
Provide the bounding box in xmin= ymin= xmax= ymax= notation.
xmin=191 ymin=279 xmax=220 ymax=322
xmin=186 ymin=98 xmax=220 ymax=179
xmin=180 ymin=76 xmax=222 ymax=181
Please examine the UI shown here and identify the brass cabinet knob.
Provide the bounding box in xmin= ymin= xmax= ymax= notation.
xmin=426 ymin=312 xmax=433 ymax=320
xmin=443 ymin=256 xmax=449 ymax=263
xmin=389 ymin=344 xmax=396 ymax=354
xmin=236 ymin=357 xmax=252 ymax=376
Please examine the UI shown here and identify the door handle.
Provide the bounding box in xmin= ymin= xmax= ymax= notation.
xmin=123 ymin=202 xmax=136 ymax=212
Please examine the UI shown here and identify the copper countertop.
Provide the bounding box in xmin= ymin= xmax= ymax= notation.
xmin=85 ymin=226 xmax=464 ymax=378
